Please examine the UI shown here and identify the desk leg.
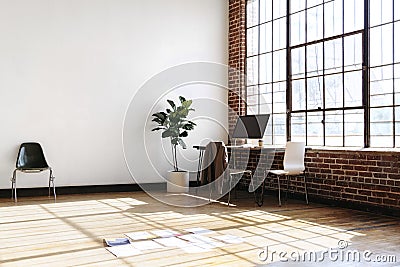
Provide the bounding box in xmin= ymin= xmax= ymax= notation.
xmin=196 ymin=150 xmax=204 ymax=186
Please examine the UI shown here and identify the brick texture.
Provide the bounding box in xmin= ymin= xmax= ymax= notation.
xmin=227 ymin=0 xmax=400 ymax=212
xmin=228 ymin=0 xmax=246 ymax=136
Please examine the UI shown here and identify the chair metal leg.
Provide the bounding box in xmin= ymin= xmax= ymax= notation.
xmin=277 ymin=175 xmax=281 ymax=206
xmin=255 ymin=177 xmax=266 ymax=207
xmin=11 ymin=170 xmax=18 ymax=202
xmin=11 ymin=170 xmax=16 ymax=200
xmin=304 ymin=172 xmax=309 ymax=204
xmin=227 ymin=174 xmax=233 ymax=206
xmin=48 ymin=169 xmax=56 ymax=200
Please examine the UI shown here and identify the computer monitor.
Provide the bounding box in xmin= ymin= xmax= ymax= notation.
xmin=231 ymin=114 xmax=270 ymax=139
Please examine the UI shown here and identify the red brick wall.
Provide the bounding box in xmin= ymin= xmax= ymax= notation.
xmin=304 ymin=150 xmax=400 ymax=209
xmin=228 ymin=0 xmax=400 ymax=213
xmin=232 ymin=149 xmax=400 ymax=212
xmin=228 ymin=0 xmax=246 ymax=135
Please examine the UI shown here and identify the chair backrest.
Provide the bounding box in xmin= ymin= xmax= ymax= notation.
xmin=16 ymin=142 xmax=49 ymax=169
xmin=201 ymin=142 xmax=228 ymax=184
xmin=283 ymin=141 xmax=305 ymax=175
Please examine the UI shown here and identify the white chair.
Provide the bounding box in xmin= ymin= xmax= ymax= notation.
xmin=269 ymin=141 xmax=308 ymax=206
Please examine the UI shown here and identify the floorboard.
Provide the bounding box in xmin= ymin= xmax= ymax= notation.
xmin=0 ymin=192 xmax=399 ymax=266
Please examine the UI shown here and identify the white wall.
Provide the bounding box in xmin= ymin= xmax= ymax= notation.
xmin=0 ymin=0 xmax=228 ymax=188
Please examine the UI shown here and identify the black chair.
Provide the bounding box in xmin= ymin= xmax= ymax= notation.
xmin=11 ymin=142 xmax=56 ymax=202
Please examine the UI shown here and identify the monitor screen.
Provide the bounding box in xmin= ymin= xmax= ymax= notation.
xmin=231 ymin=114 xmax=270 ymax=139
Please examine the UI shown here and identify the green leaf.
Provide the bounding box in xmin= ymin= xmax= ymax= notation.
xmin=162 ymin=130 xmax=173 ymax=138
xmin=167 ymin=100 xmax=176 ymax=110
xmin=179 ymin=96 xmax=186 ymax=103
xmin=182 ymin=123 xmax=194 ymax=130
xmin=177 ymin=138 xmax=187 ymax=149
xmin=179 ymin=131 xmax=188 ymax=137
xmin=152 ymin=127 xmax=165 ymax=131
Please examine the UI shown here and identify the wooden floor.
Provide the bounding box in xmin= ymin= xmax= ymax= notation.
xmin=0 ymin=191 xmax=399 ymax=267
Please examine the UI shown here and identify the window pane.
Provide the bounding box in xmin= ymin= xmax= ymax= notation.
xmin=290 ymin=0 xmax=305 ymax=14
xmin=247 ymin=85 xmax=258 ymax=97
xmin=259 ymin=84 xmax=272 ymax=110
xmin=370 ymin=24 xmax=394 ymax=67
xmin=259 ymin=104 xmax=272 ymax=114
xmin=259 ymin=53 xmax=272 ymax=84
xmin=273 ymin=82 xmax=286 ymax=113
xmin=307 ymin=0 xmax=323 ymax=8
xmin=273 ymin=50 xmax=286 ymax=82
xmin=247 ymin=56 xmax=258 ymax=85
xmin=395 ymin=22 xmax=400 ymax=63
xmin=307 ymin=6 xmax=323 ymax=42
xmin=260 ymin=22 xmax=272 ymax=53
xmin=395 ymin=0 xmax=400 ymax=21
xmin=248 ymin=105 xmax=258 ymax=115
xmin=247 ymin=0 xmax=259 ymax=27
xmin=307 ymin=76 xmax=324 ymax=109
xmin=396 ymin=107 xmax=400 ymax=147
xmin=395 ymin=64 xmax=400 ymax=105
xmin=260 ymin=0 xmax=272 ymax=23
xmin=273 ymin=113 xmax=286 ymax=144
xmin=307 ymin=43 xmax=323 ymax=77
xmin=344 ymin=0 xmax=363 ymax=33
xmin=247 ymin=27 xmax=259 ymax=57
xmin=292 ymin=79 xmax=306 ymax=110
xmin=273 ymin=18 xmax=286 ymax=50
xmin=344 ymin=110 xmax=364 ymax=147
xmin=370 ymin=0 xmax=393 ymax=27
xmin=325 ymin=74 xmax=343 ymax=108
xmin=292 ymin=47 xmax=305 ymax=79
xmin=326 ymin=110 xmax=343 ymax=146
xmin=290 ymin=11 xmax=305 ymax=46
xmin=324 ymin=0 xmax=343 ymax=37
xmin=344 ymin=34 xmax=362 ymax=72
xmin=291 ymin=112 xmax=306 ymax=141
xmin=247 ymin=94 xmax=259 ymax=113
xmin=273 ymin=0 xmax=286 ymax=19
xmin=307 ymin=112 xmax=323 ymax=146
xmin=370 ymin=107 xmax=394 ymax=147
xmin=325 ymin=38 xmax=342 ymax=75
xmin=344 ymin=71 xmax=362 ymax=107
xmin=370 ymin=66 xmax=394 ymax=107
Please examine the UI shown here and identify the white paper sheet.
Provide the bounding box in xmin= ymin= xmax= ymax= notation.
xmin=178 ymin=234 xmax=225 ymax=249
xmin=214 ymin=235 xmax=245 ymax=244
xmin=106 ymin=245 xmax=141 ymax=257
xmin=151 ymin=229 xmax=180 ymax=238
xmin=131 ymin=240 xmax=164 ymax=250
xmin=125 ymin=231 xmax=154 ymax=240
xmin=154 ymin=237 xmax=188 ymax=247
xmin=184 ymin=227 xmax=215 ymax=235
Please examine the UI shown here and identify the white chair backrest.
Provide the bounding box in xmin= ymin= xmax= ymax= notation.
xmin=283 ymin=141 xmax=306 ymax=175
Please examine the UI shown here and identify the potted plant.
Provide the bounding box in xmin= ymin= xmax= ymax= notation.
xmin=151 ymin=96 xmax=196 ymax=192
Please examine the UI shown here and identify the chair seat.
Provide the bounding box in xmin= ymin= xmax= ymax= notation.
xmin=230 ymin=169 xmax=252 ymax=175
xmin=18 ymin=167 xmax=50 ymax=172
xmin=269 ymin=170 xmax=289 ymax=175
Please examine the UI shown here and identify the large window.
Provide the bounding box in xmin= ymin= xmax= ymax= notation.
xmin=246 ymin=0 xmax=400 ymax=148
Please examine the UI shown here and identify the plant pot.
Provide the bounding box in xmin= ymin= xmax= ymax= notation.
xmin=167 ymin=171 xmax=189 ymax=193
